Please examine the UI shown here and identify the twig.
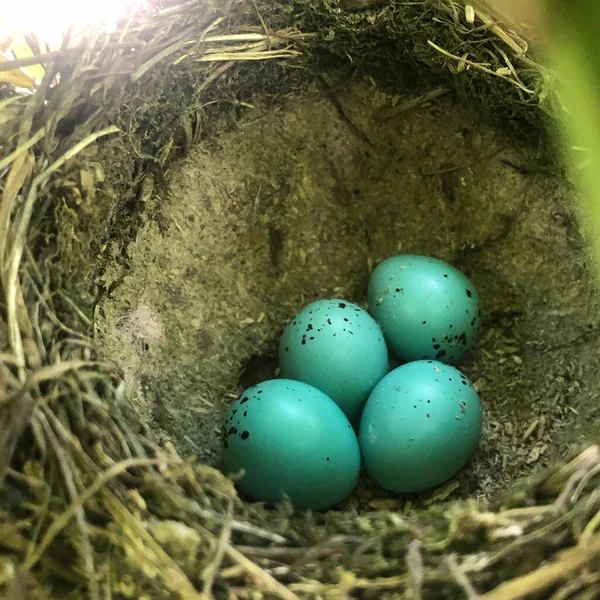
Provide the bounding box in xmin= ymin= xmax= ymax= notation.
xmin=34 ymin=410 xmax=100 ymax=600
xmin=252 ymin=0 xmax=271 ymax=51
xmin=445 ymin=555 xmax=481 ymax=600
xmin=471 ymin=5 xmax=529 ymax=57
xmin=23 ymin=455 xmax=165 ymax=571
xmin=551 ymin=467 xmax=591 ymax=513
xmin=480 ymin=534 xmax=600 ymax=600
xmin=202 ymin=500 xmax=234 ymax=598
xmin=225 ymin=544 xmax=299 ymax=600
xmin=195 ymin=49 xmax=301 ymax=61
xmin=225 ymin=520 xmax=287 ymax=544
xmin=373 ymin=86 xmax=450 ymax=121
xmin=131 ymin=21 xmax=223 ymax=82
xmin=571 ymin=465 xmax=600 ymax=504
xmin=290 ymin=574 xmax=407 ymax=594
xmin=581 ymin=508 xmax=600 ymax=542
xmin=316 ymin=73 xmax=374 ymax=146
xmin=102 ymin=489 xmax=204 ymax=600
xmin=0 ymin=128 xmax=45 ymax=172
xmin=5 ymin=126 xmax=119 ymax=379
xmin=29 ymin=360 xmax=102 ymax=385
xmin=406 ymin=539 xmax=424 ymax=600
xmin=57 ymin=291 xmax=93 ymax=328
xmin=428 ymin=40 xmax=536 ymax=95
xmin=0 ymin=50 xmax=75 ymax=71
xmin=196 ymin=62 xmax=234 ymax=94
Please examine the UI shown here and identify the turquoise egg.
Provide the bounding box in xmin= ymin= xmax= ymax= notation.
xmin=359 ymin=360 xmax=482 ymax=493
xmin=221 ymin=379 xmax=361 ymax=510
xmin=367 ymin=254 xmax=482 ymax=364
xmin=279 ymin=299 xmax=389 ymax=423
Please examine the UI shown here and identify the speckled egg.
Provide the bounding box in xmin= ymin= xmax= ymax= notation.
xmin=367 ymin=254 xmax=482 ymax=364
xmin=359 ymin=360 xmax=482 ymax=493
xmin=279 ymin=299 xmax=389 ymax=423
xmin=221 ymin=378 xmax=361 ymax=510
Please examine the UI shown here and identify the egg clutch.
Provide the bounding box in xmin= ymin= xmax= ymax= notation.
xmin=220 ymin=254 xmax=484 ymax=510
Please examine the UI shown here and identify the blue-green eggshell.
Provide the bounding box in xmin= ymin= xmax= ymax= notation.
xmin=367 ymin=255 xmax=482 ymax=363
xmin=279 ymin=299 xmax=389 ymax=423
xmin=359 ymin=360 xmax=482 ymax=493
xmin=221 ymin=378 xmax=361 ymax=510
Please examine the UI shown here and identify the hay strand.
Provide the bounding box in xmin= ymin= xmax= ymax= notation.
xmin=0 ymin=0 xmax=592 ymax=599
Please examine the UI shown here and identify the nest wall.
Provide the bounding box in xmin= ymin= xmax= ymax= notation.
xmin=1 ymin=1 xmax=599 ymax=599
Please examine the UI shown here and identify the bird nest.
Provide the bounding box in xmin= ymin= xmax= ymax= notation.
xmin=2 ymin=1 xmax=600 ymax=599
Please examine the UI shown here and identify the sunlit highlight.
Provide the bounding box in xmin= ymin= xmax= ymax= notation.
xmin=1 ymin=0 xmax=147 ymax=46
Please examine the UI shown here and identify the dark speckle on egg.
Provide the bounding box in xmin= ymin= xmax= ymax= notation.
xmin=241 ymin=431 xmax=250 ymax=440
xmin=436 ymin=349 xmax=447 ymax=360
xmin=338 ymin=302 xmax=347 ymax=308
xmin=240 ymin=396 xmax=249 ymax=404
xmin=466 ymin=289 xmax=473 ymax=298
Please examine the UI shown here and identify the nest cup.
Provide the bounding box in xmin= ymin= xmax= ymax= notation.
xmin=2 ymin=1 xmax=600 ymax=598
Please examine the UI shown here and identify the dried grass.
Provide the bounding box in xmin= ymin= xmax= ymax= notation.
xmin=1 ymin=0 xmax=597 ymax=598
